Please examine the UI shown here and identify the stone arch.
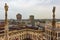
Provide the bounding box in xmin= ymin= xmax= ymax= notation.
xmin=23 ymin=38 xmax=32 ymax=40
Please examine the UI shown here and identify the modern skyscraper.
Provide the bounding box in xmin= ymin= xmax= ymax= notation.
xmin=29 ymin=15 xmax=35 ymax=26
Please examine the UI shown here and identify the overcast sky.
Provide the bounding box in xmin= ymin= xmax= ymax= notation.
xmin=0 ymin=0 xmax=60 ymax=19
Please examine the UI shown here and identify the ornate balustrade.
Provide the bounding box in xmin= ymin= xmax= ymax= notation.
xmin=0 ymin=29 xmax=43 ymax=40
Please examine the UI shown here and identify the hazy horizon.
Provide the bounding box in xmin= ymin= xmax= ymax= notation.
xmin=0 ymin=0 xmax=60 ymax=19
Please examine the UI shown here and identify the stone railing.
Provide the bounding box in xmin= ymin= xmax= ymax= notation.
xmin=0 ymin=29 xmax=43 ymax=40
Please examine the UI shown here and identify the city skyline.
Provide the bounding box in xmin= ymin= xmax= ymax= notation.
xmin=0 ymin=0 xmax=60 ymax=19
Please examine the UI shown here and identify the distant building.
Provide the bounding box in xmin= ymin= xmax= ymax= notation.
xmin=16 ymin=13 xmax=22 ymax=21
xmin=29 ymin=15 xmax=35 ymax=26
xmin=0 ymin=21 xmax=5 ymax=27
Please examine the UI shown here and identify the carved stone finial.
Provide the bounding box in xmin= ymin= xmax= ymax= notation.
xmin=4 ymin=3 xmax=8 ymax=11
